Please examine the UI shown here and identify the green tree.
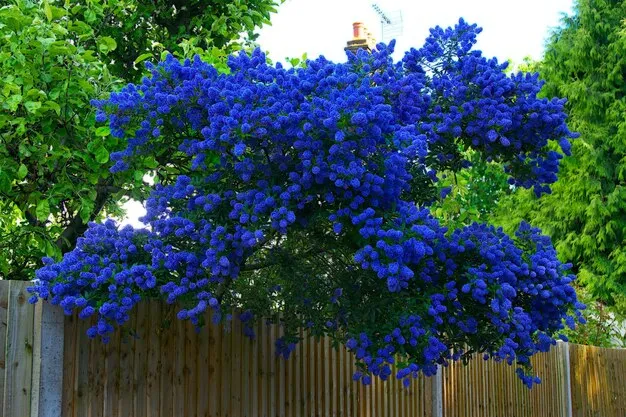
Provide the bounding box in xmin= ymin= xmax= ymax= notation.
xmin=59 ymin=0 xmax=279 ymax=81
xmin=0 ymin=0 xmax=279 ymax=280
xmin=493 ymin=0 xmax=626 ymax=312
xmin=431 ymin=151 xmax=510 ymax=230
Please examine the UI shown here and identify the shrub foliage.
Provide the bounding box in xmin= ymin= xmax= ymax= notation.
xmin=31 ymin=20 xmax=584 ymax=388
xmin=0 ymin=0 xmax=279 ymax=280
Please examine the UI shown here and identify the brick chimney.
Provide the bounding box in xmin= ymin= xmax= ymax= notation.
xmin=345 ymin=22 xmax=376 ymax=54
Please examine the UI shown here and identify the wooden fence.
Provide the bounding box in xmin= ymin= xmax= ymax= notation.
xmin=569 ymin=343 xmax=626 ymax=417
xmin=62 ymin=301 xmax=433 ymax=417
xmin=1 ymin=280 xmax=626 ymax=417
xmin=441 ymin=344 xmax=569 ymax=417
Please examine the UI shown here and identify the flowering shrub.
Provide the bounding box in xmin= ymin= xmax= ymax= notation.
xmin=29 ymin=19 xmax=584 ymax=388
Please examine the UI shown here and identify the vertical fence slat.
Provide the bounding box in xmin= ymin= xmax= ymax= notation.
xmin=173 ymin=314 xmax=186 ymax=417
xmin=306 ymin=334 xmax=314 ymax=417
xmin=159 ymin=307 xmax=174 ymax=417
xmin=339 ymin=346 xmax=346 ymax=417
xmin=2 ymin=281 xmax=35 ymax=417
xmin=62 ymin=312 xmax=77 ymax=417
xmin=118 ymin=307 xmax=136 ymax=417
xmin=323 ymin=337 xmax=330 ymax=417
xmin=231 ymin=315 xmax=242 ymax=417
xmin=303 ymin=331 xmax=311 ymax=417
xmin=147 ymin=302 xmax=161 ymax=417
xmin=221 ymin=321 xmax=233 ymax=417
xmin=197 ymin=313 xmax=210 ymax=417
xmin=250 ymin=324 xmax=259 ymax=417
xmin=268 ymin=322 xmax=278 ymax=417
xmin=185 ymin=319 xmax=198 ymax=417
xmin=559 ymin=342 xmax=573 ymax=417
xmin=31 ymin=301 xmax=65 ymax=417
xmin=242 ymin=321 xmax=251 ymax=417
xmin=133 ymin=302 xmax=148 ymax=417
xmin=88 ymin=318 xmax=105 ymax=417
xmin=74 ymin=314 xmax=90 ymax=417
xmin=208 ymin=316 xmax=221 ymax=417
xmin=0 ymin=281 xmax=10 ymax=414
xmin=258 ymin=322 xmax=268 ymax=417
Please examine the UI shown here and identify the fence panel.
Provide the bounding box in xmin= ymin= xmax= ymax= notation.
xmin=439 ymin=346 xmax=566 ymax=417
xmin=62 ymin=301 xmax=431 ymax=417
xmin=0 ymin=287 xmax=613 ymax=417
xmin=569 ymin=343 xmax=626 ymax=417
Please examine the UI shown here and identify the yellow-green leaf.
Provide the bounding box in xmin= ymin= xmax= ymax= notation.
xmin=95 ymin=126 xmax=110 ymax=137
xmin=44 ymin=100 xmax=61 ymax=115
xmin=97 ymin=36 xmax=117 ymax=55
xmin=35 ymin=200 xmax=50 ymax=222
xmin=24 ymin=101 xmax=42 ymax=113
xmin=134 ymin=53 xmax=153 ymax=65
xmin=17 ymin=164 xmax=27 ymax=179
xmin=79 ymin=197 xmax=94 ymax=223
xmin=144 ymin=156 xmax=158 ymax=169
xmin=43 ymin=0 xmax=52 ymax=22
xmin=94 ymin=146 xmax=109 ymax=164
xmin=5 ymin=95 xmax=22 ymax=112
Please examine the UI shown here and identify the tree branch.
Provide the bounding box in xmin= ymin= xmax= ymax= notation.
xmin=55 ymin=179 xmax=118 ymax=253
xmin=240 ymin=247 xmax=328 ymax=272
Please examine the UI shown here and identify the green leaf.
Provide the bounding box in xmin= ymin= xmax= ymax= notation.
xmin=17 ymin=164 xmax=27 ymax=180
xmin=143 ymin=156 xmax=158 ymax=169
xmin=50 ymin=6 xmax=67 ymax=20
xmin=48 ymin=41 xmax=75 ymax=57
xmin=24 ymin=101 xmax=42 ymax=113
xmin=44 ymin=101 xmax=61 ymax=115
xmin=0 ymin=171 xmax=10 ymax=193
xmin=84 ymin=9 xmax=97 ymax=23
xmin=44 ymin=240 xmax=57 ymax=257
xmin=97 ymin=36 xmax=117 ymax=54
xmin=5 ymin=94 xmax=22 ymax=112
xmin=134 ymin=53 xmax=153 ymax=65
xmin=242 ymin=16 xmax=254 ymax=30
xmin=79 ymin=197 xmax=94 ymax=223
xmin=94 ymin=146 xmax=109 ymax=164
xmin=35 ymin=200 xmax=50 ymax=222
xmin=95 ymin=126 xmax=110 ymax=137
xmin=43 ymin=0 xmax=52 ymax=21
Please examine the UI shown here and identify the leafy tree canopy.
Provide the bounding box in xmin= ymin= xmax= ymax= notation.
xmin=493 ymin=0 xmax=626 ymax=312
xmin=0 ymin=0 xmax=279 ymax=280
xmin=31 ymin=20 xmax=584 ymax=388
xmin=55 ymin=0 xmax=280 ymax=80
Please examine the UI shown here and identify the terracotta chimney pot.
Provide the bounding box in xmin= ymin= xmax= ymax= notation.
xmin=353 ymin=22 xmax=365 ymax=39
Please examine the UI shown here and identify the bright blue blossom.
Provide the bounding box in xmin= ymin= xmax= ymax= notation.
xmin=29 ymin=19 xmax=583 ymax=389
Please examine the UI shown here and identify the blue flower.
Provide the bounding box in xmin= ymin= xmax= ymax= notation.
xmin=29 ymin=18 xmax=582 ymax=389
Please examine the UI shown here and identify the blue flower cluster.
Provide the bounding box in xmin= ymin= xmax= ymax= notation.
xmin=30 ymin=19 xmax=583 ymax=388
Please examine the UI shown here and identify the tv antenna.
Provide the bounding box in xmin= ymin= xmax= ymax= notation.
xmin=371 ymin=3 xmax=403 ymax=42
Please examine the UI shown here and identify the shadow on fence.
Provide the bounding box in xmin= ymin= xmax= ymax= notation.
xmin=1 ymin=280 xmax=625 ymax=417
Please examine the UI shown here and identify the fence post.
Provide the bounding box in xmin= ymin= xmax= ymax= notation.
xmin=431 ymin=366 xmax=443 ymax=417
xmin=30 ymin=301 xmax=65 ymax=417
xmin=558 ymin=341 xmax=573 ymax=417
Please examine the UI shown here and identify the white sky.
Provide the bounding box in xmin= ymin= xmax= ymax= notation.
xmin=121 ymin=0 xmax=574 ymax=227
xmin=257 ymin=0 xmax=574 ymax=65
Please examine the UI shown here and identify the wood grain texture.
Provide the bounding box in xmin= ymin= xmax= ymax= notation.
xmin=31 ymin=297 xmax=625 ymax=417
xmin=0 ymin=281 xmax=10 ymax=414
xmin=2 ymin=281 xmax=35 ymax=417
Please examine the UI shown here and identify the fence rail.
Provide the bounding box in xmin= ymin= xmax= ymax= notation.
xmin=1 ymin=280 xmax=625 ymax=417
